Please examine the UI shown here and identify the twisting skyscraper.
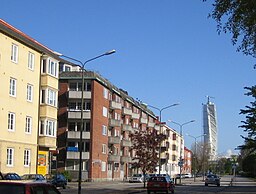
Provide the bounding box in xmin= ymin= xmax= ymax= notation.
xmin=203 ymin=96 xmax=218 ymax=161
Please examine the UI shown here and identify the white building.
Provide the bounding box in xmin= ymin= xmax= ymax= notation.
xmin=203 ymin=97 xmax=218 ymax=161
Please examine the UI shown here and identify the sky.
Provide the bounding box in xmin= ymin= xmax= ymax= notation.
xmin=1 ymin=0 xmax=255 ymax=156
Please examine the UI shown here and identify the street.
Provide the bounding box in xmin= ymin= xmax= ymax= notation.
xmin=59 ymin=175 xmax=256 ymax=194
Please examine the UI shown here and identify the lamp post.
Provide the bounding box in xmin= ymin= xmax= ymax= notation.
xmin=146 ymin=103 xmax=179 ymax=174
xmin=168 ymin=120 xmax=195 ymax=184
xmin=59 ymin=50 xmax=116 ymax=194
xmin=186 ymin=133 xmax=206 ymax=182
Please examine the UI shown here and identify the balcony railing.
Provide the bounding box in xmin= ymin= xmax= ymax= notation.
xmin=68 ymin=111 xmax=91 ymax=119
xmin=66 ymin=151 xmax=89 ymax=160
xmin=140 ymin=117 xmax=148 ymax=124
xmin=122 ymin=107 xmax=132 ymax=115
xmin=68 ymin=91 xmax=91 ymax=99
xmin=110 ymin=101 xmax=122 ymax=110
xmin=108 ymin=154 xmax=120 ymax=162
xmin=121 ymin=156 xmax=132 ymax=163
xmin=108 ymin=136 xmax=121 ymax=144
xmin=131 ymin=112 xmax=140 ymax=120
xmin=67 ymin=131 xmax=90 ymax=139
xmin=109 ymin=119 xmax=122 ymax=127
xmin=148 ymin=121 xmax=155 ymax=128
xmin=122 ymin=124 xmax=133 ymax=133
xmin=121 ymin=139 xmax=132 ymax=147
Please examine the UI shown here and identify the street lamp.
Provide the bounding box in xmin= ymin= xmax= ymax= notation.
xmin=146 ymin=103 xmax=179 ymax=174
xmin=58 ymin=49 xmax=116 ymax=194
xmin=168 ymin=120 xmax=195 ymax=184
xmin=186 ymin=133 xmax=206 ymax=182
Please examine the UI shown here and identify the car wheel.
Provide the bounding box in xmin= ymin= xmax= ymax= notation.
xmin=205 ymin=183 xmax=208 ymax=186
xmin=147 ymin=191 xmax=150 ymax=194
xmin=63 ymin=184 xmax=66 ymax=189
xmin=217 ymin=184 xmax=220 ymax=187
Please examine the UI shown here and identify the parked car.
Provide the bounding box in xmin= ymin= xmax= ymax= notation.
xmin=0 ymin=181 xmax=61 ymax=194
xmin=45 ymin=174 xmax=67 ymax=189
xmin=147 ymin=175 xmax=175 ymax=194
xmin=184 ymin=173 xmax=192 ymax=178
xmin=205 ymin=174 xmax=220 ymax=186
xmin=21 ymin=174 xmax=46 ymax=182
xmin=2 ymin=173 xmax=21 ymax=180
xmin=129 ymin=174 xmax=149 ymax=183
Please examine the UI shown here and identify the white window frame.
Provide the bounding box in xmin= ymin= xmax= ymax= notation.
xmin=46 ymin=120 xmax=56 ymax=137
xmin=103 ymin=107 xmax=108 ymax=118
xmin=25 ymin=116 xmax=32 ymax=134
xmin=7 ymin=148 xmax=14 ymax=166
xmin=8 ymin=112 xmax=15 ymax=131
xmin=48 ymin=58 xmax=57 ymax=77
xmin=27 ymin=84 xmax=33 ymax=102
xmin=11 ymin=44 xmax=18 ymax=63
xmin=9 ymin=78 xmax=16 ymax=97
xmin=101 ymin=161 xmax=106 ymax=172
xmin=103 ymin=88 xmax=108 ymax=99
xmin=28 ymin=52 xmax=35 ymax=70
xmin=47 ymin=89 xmax=57 ymax=106
xmin=24 ymin=149 xmax=31 ymax=167
xmin=102 ymin=125 xmax=107 ymax=136
xmin=102 ymin=144 xmax=107 ymax=154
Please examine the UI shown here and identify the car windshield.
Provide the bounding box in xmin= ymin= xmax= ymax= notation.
xmin=133 ymin=174 xmax=142 ymax=177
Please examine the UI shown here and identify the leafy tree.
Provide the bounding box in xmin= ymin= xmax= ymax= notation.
xmin=130 ymin=129 xmax=165 ymax=187
xmin=239 ymin=86 xmax=256 ymax=152
xmin=204 ymin=0 xmax=256 ymax=57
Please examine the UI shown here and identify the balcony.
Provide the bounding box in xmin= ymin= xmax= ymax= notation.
xmin=122 ymin=107 xmax=132 ymax=116
xmin=68 ymin=111 xmax=91 ymax=119
xmin=108 ymin=136 xmax=121 ymax=144
xmin=122 ymin=124 xmax=133 ymax=133
xmin=140 ymin=117 xmax=148 ymax=124
xmin=67 ymin=131 xmax=90 ymax=139
xmin=38 ymin=136 xmax=56 ymax=149
xmin=148 ymin=121 xmax=155 ymax=128
xmin=131 ymin=127 xmax=139 ymax=134
xmin=109 ymin=119 xmax=122 ymax=127
xmin=68 ymin=91 xmax=91 ymax=99
xmin=66 ymin=151 xmax=89 ymax=160
xmin=160 ymin=152 xmax=168 ymax=159
xmin=108 ymin=154 xmax=120 ymax=162
xmin=110 ymin=101 xmax=121 ymax=110
xmin=121 ymin=139 xmax=132 ymax=147
xmin=154 ymin=125 xmax=160 ymax=131
xmin=121 ymin=156 xmax=132 ymax=163
xmin=131 ymin=112 xmax=140 ymax=120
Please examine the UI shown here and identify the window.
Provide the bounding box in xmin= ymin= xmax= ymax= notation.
xmin=24 ymin=149 xmax=31 ymax=167
xmin=9 ymin=78 xmax=16 ymax=97
xmin=25 ymin=116 xmax=32 ymax=133
xmin=27 ymin=84 xmax=33 ymax=102
xmin=7 ymin=148 xmax=14 ymax=166
xmin=47 ymin=89 xmax=57 ymax=106
xmin=173 ymin=133 xmax=177 ymax=140
xmin=8 ymin=112 xmax=15 ymax=131
xmin=103 ymin=107 xmax=108 ymax=117
xmin=103 ymin=88 xmax=108 ymax=99
xmin=102 ymin=144 xmax=107 ymax=154
xmin=101 ymin=161 xmax=106 ymax=172
xmin=102 ymin=125 xmax=107 ymax=136
xmin=40 ymin=120 xmax=44 ymax=135
xmin=46 ymin=120 xmax=56 ymax=137
xmin=28 ymin=52 xmax=34 ymax=70
xmin=11 ymin=44 xmax=18 ymax=63
xmin=48 ymin=58 xmax=57 ymax=77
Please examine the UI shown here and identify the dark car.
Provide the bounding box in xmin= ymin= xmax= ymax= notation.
xmin=205 ymin=174 xmax=220 ymax=186
xmin=3 ymin=173 xmax=21 ymax=180
xmin=21 ymin=174 xmax=46 ymax=182
xmin=46 ymin=174 xmax=67 ymax=189
xmin=147 ymin=175 xmax=175 ymax=194
xmin=0 ymin=181 xmax=61 ymax=194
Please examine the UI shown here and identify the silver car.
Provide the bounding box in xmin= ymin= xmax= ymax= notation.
xmin=205 ymin=174 xmax=220 ymax=186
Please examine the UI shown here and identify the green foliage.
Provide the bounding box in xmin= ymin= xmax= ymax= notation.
xmin=242 ymin=154 xmax=256 ymax=177
xmin=239 ymin=86 xmax=256 ymax=152
xmin=204 ymin=0 xmax=256 ymax=57
xmin=62 ymin=171 xmax=72 ymax=182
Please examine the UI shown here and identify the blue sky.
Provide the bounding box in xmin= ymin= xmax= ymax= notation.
xmin=1 ymin=0 xmax=255 ymax=155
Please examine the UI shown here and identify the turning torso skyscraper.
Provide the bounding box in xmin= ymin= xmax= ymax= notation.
xmin=203 ymin=96 xmax=218 ymax=161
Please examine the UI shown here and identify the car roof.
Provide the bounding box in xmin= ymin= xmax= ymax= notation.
xmin=0 ymin=180 xmax=52 ymax=185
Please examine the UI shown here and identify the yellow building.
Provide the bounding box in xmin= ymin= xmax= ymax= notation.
xmin=0 ymin=19 xmax=59 ymax=176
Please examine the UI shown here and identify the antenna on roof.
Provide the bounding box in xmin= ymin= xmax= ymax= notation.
xmin=206 ymin=95 xmax=215 ymax=104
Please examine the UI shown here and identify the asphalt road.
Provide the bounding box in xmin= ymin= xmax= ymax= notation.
xmin=60 ymin=175 xmax=256 ymax=194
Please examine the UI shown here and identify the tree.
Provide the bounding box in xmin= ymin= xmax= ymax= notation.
xmin=204 ymin=0 xmax=256 ymax=57
xmin=130 ymin=129 xmax=165 ymax=187
xmin=239 ymin=86 xmax=256 ymax=152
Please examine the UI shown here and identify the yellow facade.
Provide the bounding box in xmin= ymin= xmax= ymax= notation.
xmin=0 ymin=19 xmax=59 ymax=176
xmin=0 ymin=33 xmax=40 ymax=175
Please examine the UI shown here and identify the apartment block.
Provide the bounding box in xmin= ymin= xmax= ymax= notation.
xmin=0 ymin=19 xmax=59 ymax=175
xmin=57 ymin=66 xmax=162 ymax=181
xmin=183 ymin=147 xmax=192 ymax=175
